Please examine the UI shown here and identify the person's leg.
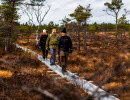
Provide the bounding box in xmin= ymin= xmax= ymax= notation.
xmin=65 ymin=52 xmax=69 ymax=66
xmin=50 ymin=49 xmax=56 ymax=65
xmin=45 ymin=50 xmax=48 ymax=59
xmin=60 ymin=51 xmax=64 ymax=66
xmin=60 ymin=56 xmax=64 ymax=66
xmin=50 ymin=49 xmax=53 ymax=64
xmin=64 ymin=52 xmax=69 ymax=70
xmin=60 ymin=51 xmax=67 ymax=72
xmin=41 ymin=47 xmax=46 ymax=59
xmin=61 ymin=56 xmax=67 ymax=72
xmin=62 ymin=52 xmax=69 ymax=72
xmin=53 ymin=49 xmax=56 ymax=63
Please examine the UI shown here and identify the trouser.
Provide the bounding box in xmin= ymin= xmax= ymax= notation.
xmin=50 ymin=48 xmax=56 ymax=64
xmin=41 ymin=47 xmax=48 ymax=59
xmin=60 ymin=51 xmax=69 ymax=67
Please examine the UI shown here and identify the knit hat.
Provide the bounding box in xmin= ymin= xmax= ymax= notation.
xmin=61 ymin=28 xmax=67 ymax=33
xmin=43 ymin=29 xmax=46 ymax=33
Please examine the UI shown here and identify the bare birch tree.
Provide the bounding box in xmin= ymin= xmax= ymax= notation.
xmin=20 ymin=0 xmax=51 ymax=45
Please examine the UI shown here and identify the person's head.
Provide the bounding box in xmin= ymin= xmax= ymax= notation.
xmin=42 ymin=29 xmax=47 ymax=35
xmin=52 ymin=29 xmax=57 ymax=35
xmin=61 ymin=28 xmax=67 ymax=36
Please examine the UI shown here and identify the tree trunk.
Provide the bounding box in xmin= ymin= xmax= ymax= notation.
xmin=36 ymin=30 xmax=39 ymax=46
xmin=115 ymin=14 xmax=118 ymax=40
xmin=77 ymin=24 xmax=80 ymax=52
xmin=6 ymin=0 xmax=16 ymax=51
xmin=77 ymin=31 xmax=80 ymax=52
xmin=83 ymin=23 xmax=87 ymax=55
xmin=4 ymin=38 xmax=7 ymax=51
xmin=7 ymin=35 xmax=12 ymax=51
xmin=36 ymin=25 xmax=42 ymax=46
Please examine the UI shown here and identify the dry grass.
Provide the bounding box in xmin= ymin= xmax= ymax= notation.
xmin=17 ymin=32 xmax=130 ymax=100
xmin=0 ymin=48 xmax=89 ymax=100
xmin=0 ymin=71 xmax=13 ymax=78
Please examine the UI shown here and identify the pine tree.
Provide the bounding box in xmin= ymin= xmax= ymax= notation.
xmin=104 ymin=0 xmax=124 ymax=39
xmin=70 ymin=4 xmax=92 ymax=54
xmin=1 ymin=0 xmax=24 ymax=51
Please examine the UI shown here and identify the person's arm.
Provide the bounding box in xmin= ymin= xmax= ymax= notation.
xmin=46 ymin=35 xmax=50 ymax=49
xmin=58 ymin=37 xmax=62 ymax=54
xmin=69 ymin=37 xmax=72 ymax=49
xmin=58 ymin=37 xmax=61 ymax=50
xmin=39 ymin=36 xmax=42 ymax=47
xmin=57 ymin=35 xmax=60 ymax=45
xmin=68 ymin=37 xmax=73 ymax=53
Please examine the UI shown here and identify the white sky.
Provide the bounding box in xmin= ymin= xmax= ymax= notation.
xmin=1 ymin=0 xmax=130 ymax=25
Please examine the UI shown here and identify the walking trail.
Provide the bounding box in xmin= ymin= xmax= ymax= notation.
xmin=16 ymin=44 xmax=119 ymax=100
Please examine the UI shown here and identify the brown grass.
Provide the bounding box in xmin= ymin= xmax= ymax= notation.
xmin=0 ymin=48 xmax=89 ymax=100
xmin=16 ymin=32 xmax=130 ymax=100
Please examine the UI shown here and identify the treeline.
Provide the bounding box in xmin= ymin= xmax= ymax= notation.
xmin=19 ymin=21 xmax=59 ymax=34
xmin=19 ymin=22 xmax=130 ymax=33
xmin=62 ymin=22 xmax=130 ymax=32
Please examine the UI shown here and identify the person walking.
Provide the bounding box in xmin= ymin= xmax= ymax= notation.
xmin=46 ymin=29 xmax=60 ymax=65
xmin=39 ymin=29 xmax=48 ymax=60
xmin=58 ymin=28 xmax=72 ymax=72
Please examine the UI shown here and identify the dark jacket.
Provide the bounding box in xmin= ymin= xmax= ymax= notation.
xmin=39 ymin=35 xmax=48 ymax=47
xmin=58 ymin=35 xmax=72 ymax=51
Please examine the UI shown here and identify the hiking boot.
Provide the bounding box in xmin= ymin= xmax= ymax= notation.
xmin=62 ymin=66 xmax=67 ymax=73
xmin=43 ymin=56 xmax=45 ymax=60
xmin=50 ymin=63 xmax=56 ymax=66
xmin=45 ymin=56 xmax=47 ymax=60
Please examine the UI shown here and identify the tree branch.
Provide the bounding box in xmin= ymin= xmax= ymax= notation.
xmin=22 ymin=86 xmax=60 ymax=100
xmin=104 ymin=9 xmax=115 ymax=17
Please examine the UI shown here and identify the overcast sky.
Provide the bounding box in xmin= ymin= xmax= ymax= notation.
xmin=1 ymin=0 xmax=130 ymax=25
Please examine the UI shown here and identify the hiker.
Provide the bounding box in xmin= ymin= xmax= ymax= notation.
xmin=39 ymin=29 xmax=48 ymax=60
xmin=58 ymin=28 xmax=72 ymax=72
xmin=46 ymin=29 xmax=60 ymax=65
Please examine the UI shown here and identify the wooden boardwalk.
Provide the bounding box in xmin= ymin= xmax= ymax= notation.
xmin=16 ymin=44 xmax=120 ymax=100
